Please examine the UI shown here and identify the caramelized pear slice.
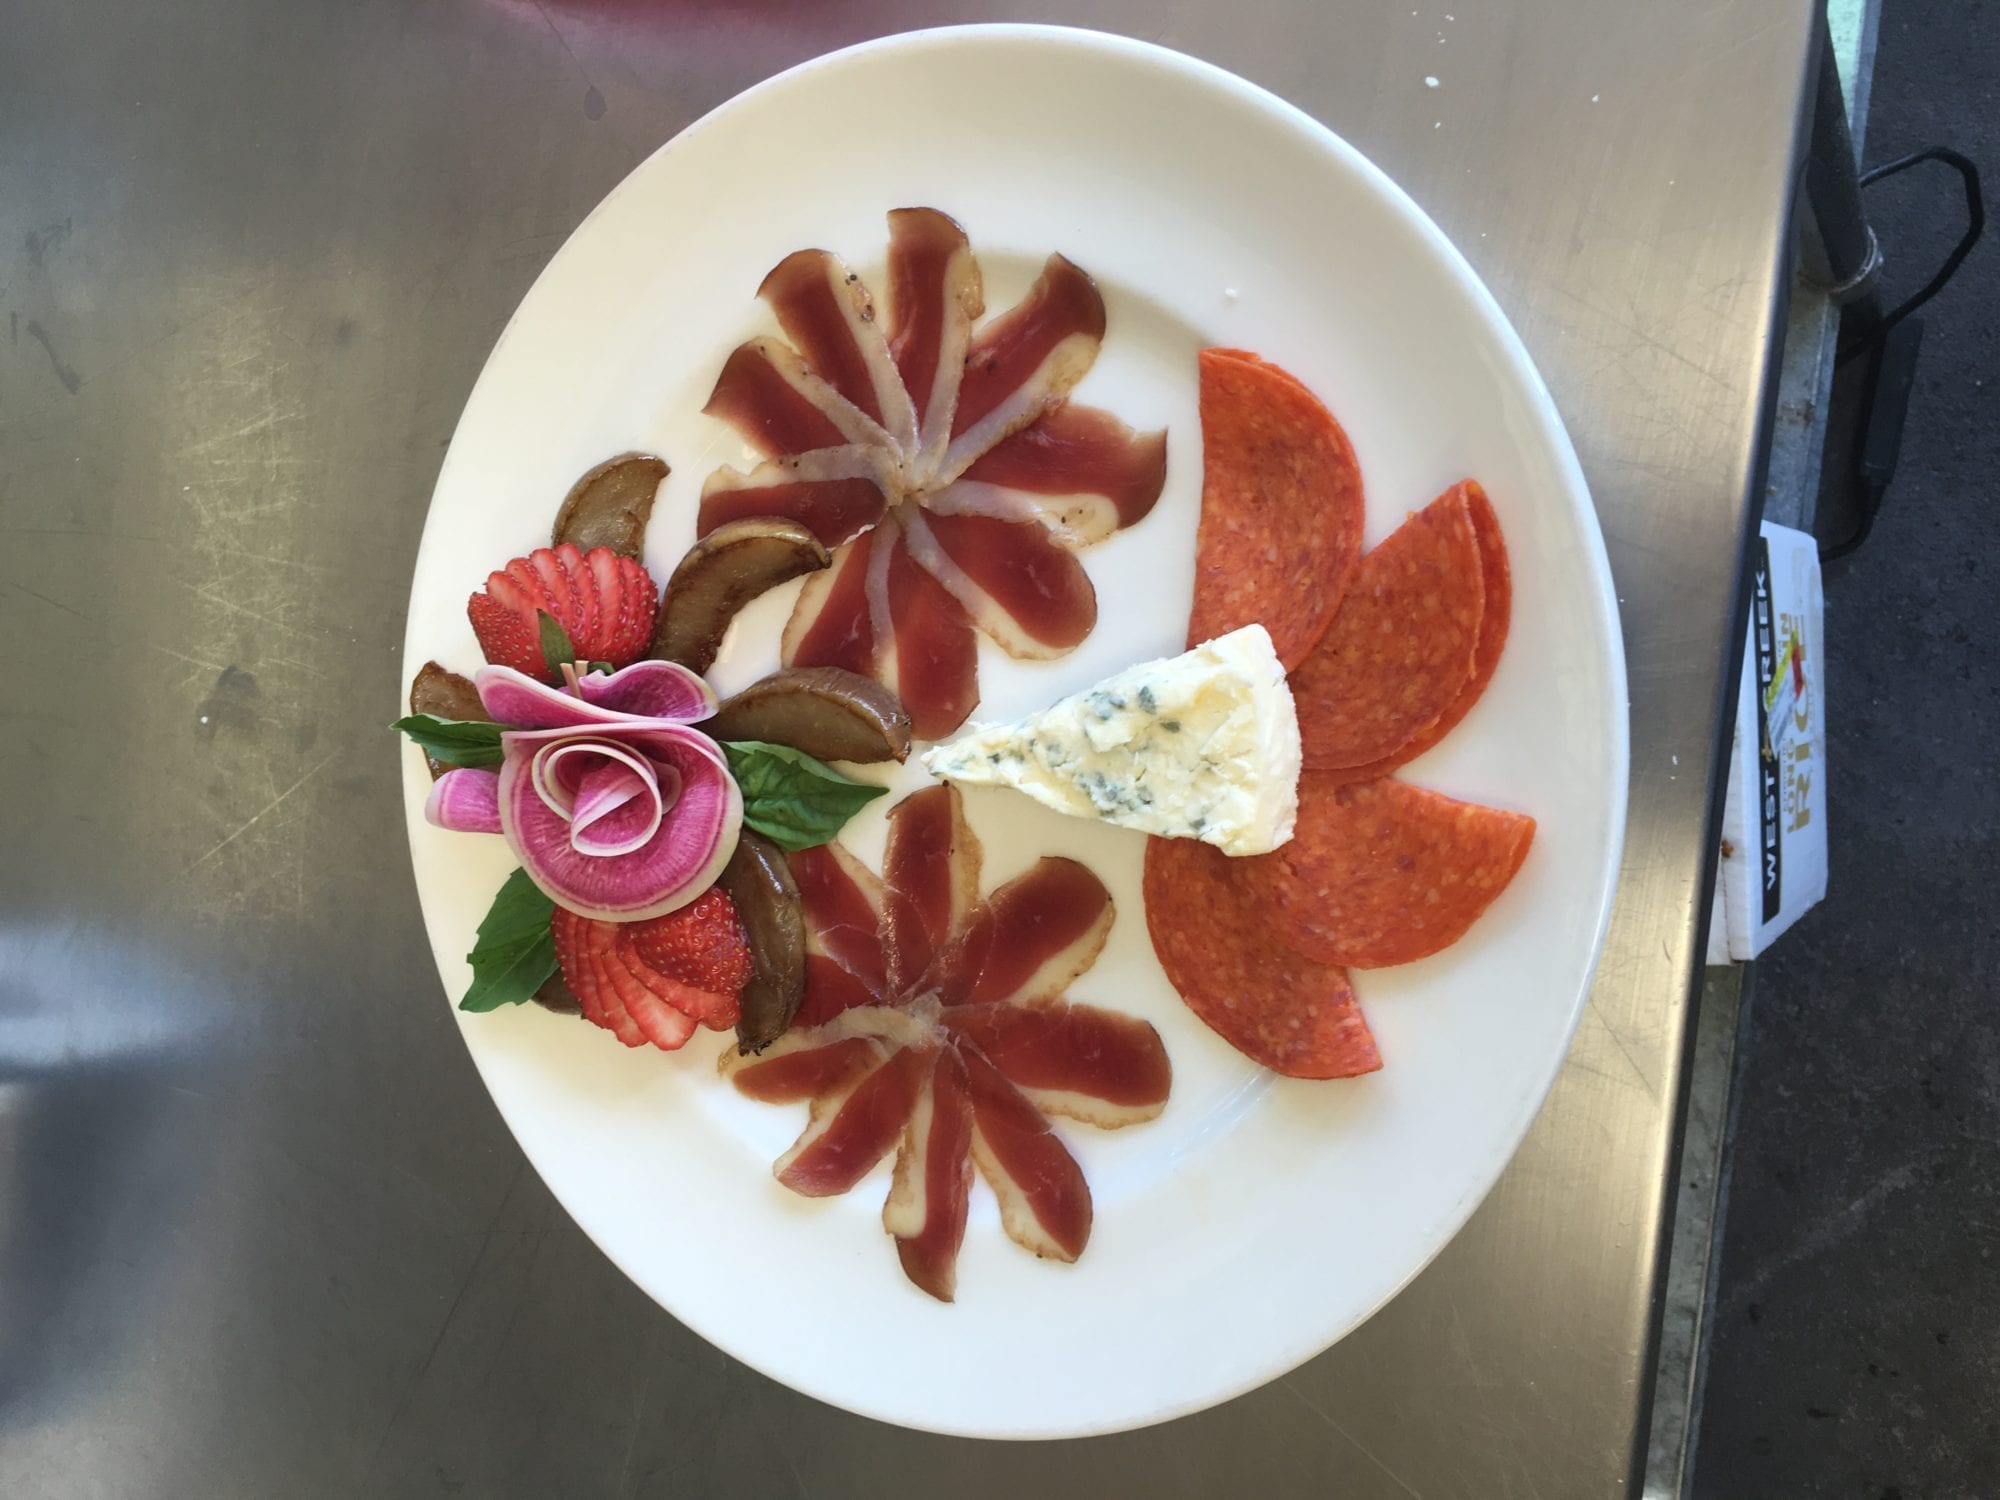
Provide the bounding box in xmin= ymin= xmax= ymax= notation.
xmin=408 ymin=660 xmax=490 ymax=780
xmin=651 ymin=518 xmax=830 ymax=674
xmin=706 ymin=668 xmax=912 ymax=764
xmin=551 ymin=453 xmax=668 ymax=559
xmin=720 ymin=831 xmax=808 ymax=1053
xmin=532 ymin=971 xmax=584 ymax=1016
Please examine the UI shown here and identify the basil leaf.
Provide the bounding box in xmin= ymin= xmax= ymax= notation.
xmin=538 ymin=610 xmax=576 ymax=676
xmin=721 ymin=740 xmax=889 ymax=853
xmin=459 ymin=868 xmax=558 ymax=1012
xmin=391 ymin=713 xmax=504 ymax=768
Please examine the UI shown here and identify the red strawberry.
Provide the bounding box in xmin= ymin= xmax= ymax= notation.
xmin=631 ymin=888 xmax=756 ymax=996
xmin=467 ymin=545 xmax=658 ymax=683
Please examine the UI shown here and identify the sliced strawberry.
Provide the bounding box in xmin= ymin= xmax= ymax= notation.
xmin=619 ymin=934 xmax=740 ymax=1031
xmin=630 ymin=889 xmax=755 ymax=996
xmin=602 ymin=941 xmax=699 ymax=1049
xmin=526 ymin=548 xmax=575 ymax=627
xmin=556 ymin=543 xmax=600 ymax=652
xmin=611 ymin=554 xmax=659 ymax=662
xmin=467 ymin=545 xmax=659 ymax=682
xmin=467 ymin=590 xmax=547 ymax=679
xmin=587 ymin=941 xmax=646 ymax=1048
xmin=550 ymin=909 xmax=604 ymax=1026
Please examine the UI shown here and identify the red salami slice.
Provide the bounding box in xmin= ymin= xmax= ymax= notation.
xmin=1290 ymin=485 xmax=1486 ymax=771
xmin=1142 ymin=835 xmax=1382 ymax=1079
xmin=1238 ymin=775 xmax=1535 ymax=969
xmin=1185 ymin=348 xmax=1364 ymax=668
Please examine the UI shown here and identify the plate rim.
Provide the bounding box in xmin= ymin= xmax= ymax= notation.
xmin=401 ymin=21 xmax=1630 ymax=1439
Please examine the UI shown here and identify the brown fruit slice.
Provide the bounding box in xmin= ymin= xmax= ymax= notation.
xmin=407 ymin=660 xmax=489 ymax=780
xmin=550 ymin=453 xmax=668 ymax=559
xmin=651 ymin=518 xmax=831 ymax=674
xmin=705 ymin=667 xmax=912 ymax=764
xmin=720 ymin=831 xmax=809 ymax=1053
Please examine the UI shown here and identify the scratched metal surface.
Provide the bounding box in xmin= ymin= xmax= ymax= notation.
xmin=0 ymin=2 xmax=1811 ymax=1495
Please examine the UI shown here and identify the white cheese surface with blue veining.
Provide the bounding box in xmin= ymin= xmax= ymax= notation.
xmin=921 ymin=625 xmax=1300 ymax=856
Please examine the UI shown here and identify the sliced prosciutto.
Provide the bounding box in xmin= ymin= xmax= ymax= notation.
xmin=759 ymin=250 xmax=916 ymax=451
xmin=707 ymin=211 xmax=1165 ymax=743
xmin=698 ymin=446 xmax=887 ymax=548
xmin=885 ymin=207 xmax=982 ymax=472
xmin=722 ymin=784 xmax=1168 ymax=1301
xmin=936 ymin=403 xmax=1168 ymax=547
xmin=879 ymin=517 xmax=980 ymax=739
xmin=885 ymin=1044 xmax=975 ymax=1301
xmin=940 ymin=253 xmax=1106 ymax=481
xmin=900 ymin=508 xmax=1098 ymax=660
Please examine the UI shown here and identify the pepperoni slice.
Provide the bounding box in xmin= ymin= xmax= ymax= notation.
xmin=1185 ymin=348 xmax=1364 ymax=668
xmin=1142 ymin=835 xmax=1382 ymax=1080
xmin=1290 ymin=483 xmax=1487 ymax=772
xmin=1236 ymin=775 xmax=1535 ymax=969
xmin=1328 ymin=481 xmax=1512 ymax=781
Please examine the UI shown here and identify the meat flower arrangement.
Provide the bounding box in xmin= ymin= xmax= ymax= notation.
xmin=400 ymin=212 xmax=1535 ymax=1302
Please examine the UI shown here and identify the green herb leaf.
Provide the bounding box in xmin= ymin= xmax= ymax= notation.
xmin=460 ymin=868 xmax=558 ymax=1012
xmin=721 ymin=740 xmax=889 ymax=853
xmin=538 ymin=610 xmax=577 ymax=676
xmin=391 ymin=713 xmax=504 ymax=768
xmin=588 ymin=660 xmax=615 ymax=675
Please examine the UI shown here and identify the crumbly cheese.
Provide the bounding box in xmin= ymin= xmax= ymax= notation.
xmin=921 ymin=625 xmax=1301 ymax=856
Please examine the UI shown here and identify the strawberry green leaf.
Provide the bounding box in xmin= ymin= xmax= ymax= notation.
xmin=538 ymin=610 xmax=577 ymax=676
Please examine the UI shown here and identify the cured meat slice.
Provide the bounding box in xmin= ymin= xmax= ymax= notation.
xmin=718 ymin=1004 xmax=933 ymax=1093
xmin=884 ymin=1045 xmax=976 ymax=1302
xmin=782 ymin=535 xmax=878 ymax=678
xmin=697 ymin=446 xmax=888 ymax=548
xmin=880 ymin=518 xmax=980 ymax=740
xmin=1291 ymin=485 xmax=1486 ymax=772
xmin=1236 ymin=775 xmax=1535 ymax=969
xmin=881 ymin=784 xmax=983 ymax=997
xmin=1327 ymin=481 xmax=1512 ymax=780
xmin=703 ymin=338 xmax=884 ymax=458
xmin=773 ymin=1039 xmax=930 ymax=1197
xmin=1185 ymin=348 xmax=1364 ymax=669
xmin=885 ymin=207 xmax=983 ymax=473
xmin=941 ymin=254 xmax=1106 ymax=482
xmin=936 ymin=403 xmax=1168 ymax=546
xmin=725 ymin=1033 xmax=886 ymax=1103
xmin=788 ymin=842 xmax=888 ymax=998
xmin=759 ymin=249 xmax=917 ymax=454
xmin=945 ymin=1000 xmax=1171 ymax=1128
xmin=923 ymin=857 xmax=1113 ymax=1008
xmin=900 ymin=508 xmax=1098 ymax=660
xmin=1143 ymin=835 xmax=1383 ymax=1079
xmin=963 ymin=1048 xmax=1092 ymax=1261
xmin=796 ymin=952 xmax=881 ymax=1027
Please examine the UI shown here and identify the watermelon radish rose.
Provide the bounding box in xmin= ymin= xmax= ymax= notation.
xmin=467 ymin=662 xmax=741 ymax=923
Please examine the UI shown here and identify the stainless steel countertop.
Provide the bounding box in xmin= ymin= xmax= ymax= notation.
xmin=0 ymin=3 xmax=1812 ymax=1494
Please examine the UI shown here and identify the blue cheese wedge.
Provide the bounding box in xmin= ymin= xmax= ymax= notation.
xmin=920 ymin=625 xmax=1301 ymax=855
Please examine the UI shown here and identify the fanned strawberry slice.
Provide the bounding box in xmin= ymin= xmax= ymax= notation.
xmin=550 ymin=905 xmax=705 ymax=1050
xmin=468 ymin=545 xmax=658 ymax=683
xmin=629 ymin=889 xmax=755 ymax=994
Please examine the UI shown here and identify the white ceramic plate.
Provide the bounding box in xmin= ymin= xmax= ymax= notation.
xmin=402 ymin=25 xmax=1627 ymax=1439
